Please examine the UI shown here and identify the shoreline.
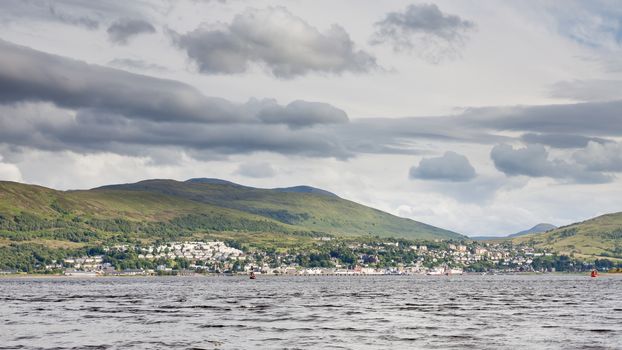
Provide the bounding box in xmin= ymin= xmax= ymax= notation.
xmin=2 ymin=271 xmax=621 ymax=279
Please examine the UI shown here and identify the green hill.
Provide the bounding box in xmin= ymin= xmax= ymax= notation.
xmin=0 ymin=179 xmax=462 ymax=250
xmin=513 ymin=213 xmax=622 ymax=259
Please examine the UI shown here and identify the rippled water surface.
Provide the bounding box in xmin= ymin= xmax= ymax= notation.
xmin=1 ymin=275 xmax=621 ymax=349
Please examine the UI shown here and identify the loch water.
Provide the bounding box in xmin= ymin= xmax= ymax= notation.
xmin=1 ymin=274 xmax=621 ymax=349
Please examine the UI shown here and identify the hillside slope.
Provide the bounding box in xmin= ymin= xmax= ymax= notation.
xmin=513 ymin=213 xmax=622 ymax=258
xmin=508 ymin=223 xmax=557 ymax=238
xmin=0 ymin=179 xmax=463 ymax=248
xmin=96 ymin=178 xmax=462 ymax=239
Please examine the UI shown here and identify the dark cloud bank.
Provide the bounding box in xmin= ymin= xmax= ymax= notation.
xmin=0 ymin=39 xmax=352 ymax=158
xmin=0 ymin=39 xmax=349 ymax=128
xmin=1 ymin=38 xmax=622 ymax=184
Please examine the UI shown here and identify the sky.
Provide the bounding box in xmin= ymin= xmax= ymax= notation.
xmin=1 ymin=0 xmax=622 ymax=236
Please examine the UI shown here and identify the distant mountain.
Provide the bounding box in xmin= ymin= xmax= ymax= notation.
xmin=508 ymin=223 xmax=557 ymax=238
xmin=470 ymin=223 xmax=557 ymax=241
xmin=0 ymin=179 xmax=464 ymax=249
xmin=512 ymin=213 xmax=622 ymax=258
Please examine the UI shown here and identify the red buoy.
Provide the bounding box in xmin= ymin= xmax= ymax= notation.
xmin=591 ymin=269 xmax=598 ymax=278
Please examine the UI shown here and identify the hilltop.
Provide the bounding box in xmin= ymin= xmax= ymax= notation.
xmin=0 ymin=179 xmax=463 ymax=251
xmin=512 ymin=213 xmax=622 ymax=259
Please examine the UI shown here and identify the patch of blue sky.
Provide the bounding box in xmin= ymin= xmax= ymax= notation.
xmin=554 ymin=2 xmax=622 ymax=49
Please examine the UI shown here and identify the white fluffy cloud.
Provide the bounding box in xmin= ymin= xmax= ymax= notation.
xmin=171 ymin=7 xmax=377 ymax=78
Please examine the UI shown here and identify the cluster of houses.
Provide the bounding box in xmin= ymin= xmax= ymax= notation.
xmin=399 ymin=242 xmax=553 ymax=270
xmin=43 ymin=239 xmax=556 ymax=277
xmin=246 ymin=241 xmax=554 ymax=275
xmin=62 ymin=241 xmax=245 ymax=276
xmin=134 ymin=241 xmax=245 ymax=262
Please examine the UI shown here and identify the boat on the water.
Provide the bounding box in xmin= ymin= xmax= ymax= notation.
xmin=249 ymin=271 xmax=256 ymax=279
xmin=591 ymin=269 xmax=598 ymax=278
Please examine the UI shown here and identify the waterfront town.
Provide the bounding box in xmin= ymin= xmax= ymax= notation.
xmin=17 ymin=238 xmax=612 ymax=277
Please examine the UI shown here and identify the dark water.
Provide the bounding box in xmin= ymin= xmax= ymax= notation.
xmin=1 ymin=275 xmax=621 ymax=350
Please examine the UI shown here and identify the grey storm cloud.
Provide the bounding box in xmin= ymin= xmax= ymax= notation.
xmin=107 ymin=18 xmax=156 ymax=44
xmin=409 ymin=151 xmax=476 ymax=182
xmin=490 ymin=144 xmax=612 ymax=184
xmin=170 ymin=7 xmax=378 ymax=78
xmin=0 ymin=39 xmax=357 ymax=159
xmin=2 ymin=38 xmax=622 ymax=176
xmin=0 ymin=39 xmax=348 ymax=128
xmin=0 ymin=103 xmax=353 ymax=159
xmin=235 ymin=162 xmax=276 ymax=178
xmin=371 ymin=3 xmax=475 ymax=63
xmin=0 ymin=39 xmax=240 ymax=124
xmin=490 ymin=144 xmax=552 ymax=177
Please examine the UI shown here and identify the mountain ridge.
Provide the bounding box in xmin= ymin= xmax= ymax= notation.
xmin=98 ymin=178 xmax=339 ymax=198
xmin=0 ymin=178 xmax=464 ymax=243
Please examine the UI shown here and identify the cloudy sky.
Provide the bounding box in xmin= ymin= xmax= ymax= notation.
xmin=1 ymin=0 xmax=621 ymax=236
